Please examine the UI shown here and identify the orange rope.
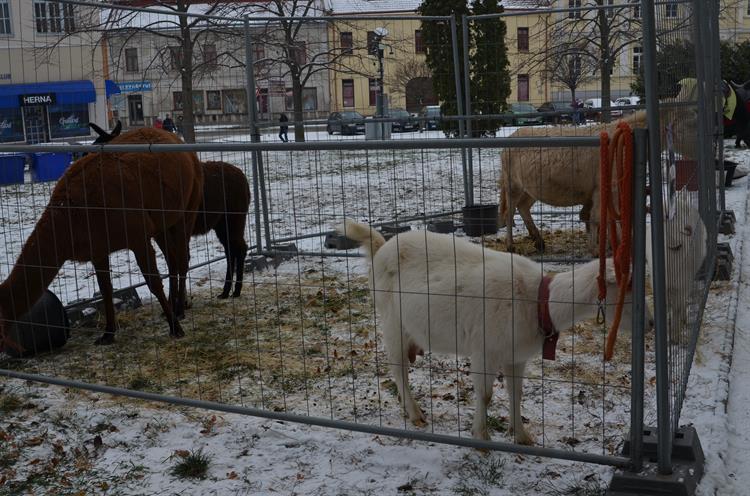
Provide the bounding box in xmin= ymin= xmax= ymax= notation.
xmin=599 ymin=122 xmax=634 ymax=362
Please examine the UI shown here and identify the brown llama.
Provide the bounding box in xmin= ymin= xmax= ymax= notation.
xmin=92 ymin=126 xmax=252 ymax=303
xmin=0 ymin=127 xmax=203 ymax=350
xmin=156 ymin=161 xmax=250 ymax=308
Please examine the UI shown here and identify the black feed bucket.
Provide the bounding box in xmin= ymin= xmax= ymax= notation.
xmin=2 ymin=290 xmax=70 ymax=358
xmin=462 ymin=204 xmax=499 ymax=237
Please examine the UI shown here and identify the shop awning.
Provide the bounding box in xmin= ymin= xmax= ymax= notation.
xmin=105 ymin=79 xmax=121 ymax=98
xmin=0 ymin=80 xmax=96 ymax=108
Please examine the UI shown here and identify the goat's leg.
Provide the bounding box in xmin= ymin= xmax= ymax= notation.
xmin=92 ymin=257 xmax=117 ymax=345
xmin=133 ymin=243 xmax=184 ymax=339
xmin=470 ymin=350 xmax=498 ymax=441
xmin=502 ymin=362 xmax=534 ymax=445
xmin=517 ymin=195 xmax=544 ymax=252
xmin=384 ymin=326 xmax=426 ymax=426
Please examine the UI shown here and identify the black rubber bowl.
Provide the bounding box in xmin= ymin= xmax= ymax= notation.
xmin=2 ymin=290 xmax=70 ymax=358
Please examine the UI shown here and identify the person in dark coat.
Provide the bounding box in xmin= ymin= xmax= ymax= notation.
xmin=162 ymin=114 xmax=176 ymax=133
xmin=279 ymin=113 xmax=289 ymax=142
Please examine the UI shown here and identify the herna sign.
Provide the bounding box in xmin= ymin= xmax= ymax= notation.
xmin=19 ymin=93 xmax=56 ymax=106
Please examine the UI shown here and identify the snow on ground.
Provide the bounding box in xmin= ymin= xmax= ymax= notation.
xmin=0 ymin=130 xmax=747 ymax=494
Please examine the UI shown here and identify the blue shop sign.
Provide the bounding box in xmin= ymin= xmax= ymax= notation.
xmin=117 ymin=81 xmax=152 ymax=93
xmin=0 ymin=107 xmax=24 ymax=142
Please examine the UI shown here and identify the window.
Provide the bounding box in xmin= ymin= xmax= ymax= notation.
xmin=341 ymin=32 xmax=353 ymax=55
xmin=605 ymin=0 xmax=615 ymax=18
xmin=192 ymin=91 xmax=204 ymax=115
xmin=517 ymin=27 xmax=529 ymax=52
xmin=415 ymin=30 xmax=424 ymax=54
xmin=0 ymin=108 xmax=24 ymax=142
xmin=125 ymin=48 xmax=138 ymax=72
xmin=342 ymin=79 xmax=355 ymax=107
xmin=747 ymin=0 xmax=750 ymax=16
xmin=34 ymin=1 xmax=75 ymax=34
xmin=222 ymin=89 xmax=247 ymax=114
xmin=369 ymin=78 xmax=379 ymax=106
xmin=258 ymin=88 xmax=268 ymax=113
xmin=517 ymin=74 xmax=529 ymax=101
xmin=632 ymin=0 xmax=641 ymax=18
xmin=253 ymin=45 xmax=265 ymax=62
xmin=203 ymin=44 xmax=217 ymax=69
xmin=568 ymin=55 xmax=582 ymax=75
xmin=173 ymin=91 xmax=183 ymax=110
xmin=568 ymin=0 xmax=581 ymax=19
xmin=367 ymin=31 xmax=378 ymax=55
xmin=206 ymin=90 xmax=222 ymax=110
xmin=665 ymin=2 xmax=678 ymax=18
xmin=0 ymin=0 xmax=11 ymax=35
xmin=169 ymin=47 xmax=182 ymax=71
xmin=285 ymin=87 xmax=318 ymax=111
xmin=290 ymin=41 xmax=306 ymax=66
xmin=632 ymin=46 xmax=643 ymax=74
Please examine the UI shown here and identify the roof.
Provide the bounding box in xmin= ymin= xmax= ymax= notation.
xmin=327 ymin=0 xmax=550 ymax=15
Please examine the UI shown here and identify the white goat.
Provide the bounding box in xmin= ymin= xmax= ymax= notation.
xmin=646 ymin=190 xmax=708 ymax=340
xmin=338 ymin=220 xmax=632 ymax=445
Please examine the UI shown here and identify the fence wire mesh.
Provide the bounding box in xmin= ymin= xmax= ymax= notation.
xmin=0 ymin=0 xmax=724 ymax=477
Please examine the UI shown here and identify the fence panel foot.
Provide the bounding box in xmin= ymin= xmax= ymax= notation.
xmin=608 ymin=426 xmax=705 ymax=496
xmin=713 ymin=242 xmax=734 ymax=281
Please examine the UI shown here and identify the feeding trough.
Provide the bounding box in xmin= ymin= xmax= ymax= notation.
xmin=462 ymin=204 xmax=499 ymax=237
xmin=2 ymin=290 xmax=70 ymax=358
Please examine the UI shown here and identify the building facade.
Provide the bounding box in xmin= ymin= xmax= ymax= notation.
xmin=0 ymin=0 xmax=107 ymax=143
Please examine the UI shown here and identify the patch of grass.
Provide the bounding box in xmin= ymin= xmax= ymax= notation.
xmin=453 ymin=454 xmax=505 ymax=496
xmin=0 ymin=392 xmax=24 ymax=414
xmin=128 ymin=374 xmax=160 ymax=392
xmin=382 ymin=379 xmax=399 ymax=397
xmin=170 ymin=449 xmax=212 ymax=480
xmin=486 ymin=415 xmax=507 ymax=433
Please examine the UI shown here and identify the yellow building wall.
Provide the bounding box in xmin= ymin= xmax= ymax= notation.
xmin=328 ymin=17 xmax=426 ymax=115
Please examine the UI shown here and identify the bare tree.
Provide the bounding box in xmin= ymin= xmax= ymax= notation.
xmin=35 ymin=1 xmax=264 ymax=142
xmin=545 ymin=48 xmax=598 ymax=104
xmin=249 ymin=0 xmax=410 ymax=141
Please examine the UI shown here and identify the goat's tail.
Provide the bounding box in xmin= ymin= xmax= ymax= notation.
xmin=336 ymin=219 xmax=386 ymax=260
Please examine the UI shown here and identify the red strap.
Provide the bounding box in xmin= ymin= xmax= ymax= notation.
xmin=538 ymin=275 xmax=558 ymax=360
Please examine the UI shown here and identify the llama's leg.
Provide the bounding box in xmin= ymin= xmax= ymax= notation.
xmin=232 ymin=240 xmax=248 ymax=297
xmin=502 ymin=362 xmax=534 ymax=445
xmin=133 ymin=243 xmax=184 ymax=339
xmin=517 ymin=194 xmax=544 ymax=252
xmin=384 ymin=324 xmax=426 ymax=426
xmin=505 ymin=188 xmax=525 ymax=253
xmin=580 ymin=199 xmax=592 ymax=231
xmin=215 ymin=226 xmax=233 ymax=299
xmin=470 ymin=350 xmax=498 ymax=441
xmin=588 ymin=190 xmax=601 ymax=255
xmin=153 ymin=234 xmax=182 ymax=314
xmin=164 ymin=222 xmax=193 ymax=319
xmin=92 ymin=257 xmax=117 ymax=345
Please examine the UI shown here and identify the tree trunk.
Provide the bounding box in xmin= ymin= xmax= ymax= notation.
xmin=598 ymin=7 xmax=613 ymax=123
xmin=179 ymin=15 xmax=196 ymax=143
xmin=291 ymin=71 xmax=305 ymax=142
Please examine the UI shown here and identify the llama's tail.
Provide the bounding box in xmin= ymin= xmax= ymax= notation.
xmin=336 ymin=219 xmax=386 ymax=260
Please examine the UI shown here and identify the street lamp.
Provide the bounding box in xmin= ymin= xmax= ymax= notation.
xmin=373 ymin=27 xmax=388 ymax=137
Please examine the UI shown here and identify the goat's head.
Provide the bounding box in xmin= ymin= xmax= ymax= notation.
xmin=600 ymin=258 xmax=654 ymax=333
xmin=89 ymin=120 xmax=122 ymax=145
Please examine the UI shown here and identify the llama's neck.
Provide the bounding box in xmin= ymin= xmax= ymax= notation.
xmin=546 ymin=259 xmax=603 ymax=332
xmin=0 ymin=210 xmax=68 ymax=321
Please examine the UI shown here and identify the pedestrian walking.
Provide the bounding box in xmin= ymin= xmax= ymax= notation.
xmin=163 ymin=114 xmax=176 ymax=133
xmin=279 ymin=113 xmax=289 ymax=142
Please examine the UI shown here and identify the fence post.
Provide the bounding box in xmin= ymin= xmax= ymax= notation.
xmin=640 ymin=0 xmax=672 ymax=475
xmin=244 ymin=17 xmax=272 ymax=253
xmin=449 ymin=15 xmax=470 ymax=207
xmin=629 ymin=129 xmax=648 ymax=473
xmin=461 ymin=15 xmax=474 ymax=206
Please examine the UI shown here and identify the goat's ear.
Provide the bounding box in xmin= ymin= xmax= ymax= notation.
xmin=112 ymin=120 xmax=122 ymax=137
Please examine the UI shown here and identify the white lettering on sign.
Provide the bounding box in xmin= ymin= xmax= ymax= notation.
xmin=23 ymin=95 xmax=53 ymax=105
xmin=59 ymin=114 xmax=79 ymax=127
xmin=0 ymin=120 xmax=11 ymax=129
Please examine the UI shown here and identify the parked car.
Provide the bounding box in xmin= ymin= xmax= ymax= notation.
xmin=584 ymin=98 xmax=623 ymax=120
xmin=386 ymin=108 xmax=419 ymax=132
xmin=327 ymin=111 xmax=366 ymax=135
xmin=419 ymin=105 xmax=442 ymax=130
xmin=503 ymin=102 xmax=544 ymax=126
xmin=536 ymin=101 xmax=574 ymax=124
xmin=614 ymin=96 xmax=642 ymax=114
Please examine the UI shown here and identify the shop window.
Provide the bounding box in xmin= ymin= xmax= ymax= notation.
xmin=223 ymin=89 xmax=247 ymax=114
xmin=49 ymin=103 xmax=90 ymax=138
xmin=285 ymin=87 xmax=318 ymax=111
xmin=206 ymin=90 xmax=221 ymax=110
xmin=0 ymin=107 xmax=24 ymax=142
xmin=192 ymin=91 xmax=204 ymax=114
xmin=173 ymin=91 xmax=183 ymax=110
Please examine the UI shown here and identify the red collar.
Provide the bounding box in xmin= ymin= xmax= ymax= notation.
xmin=538 ymin=275 xmax=559 ymax=360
